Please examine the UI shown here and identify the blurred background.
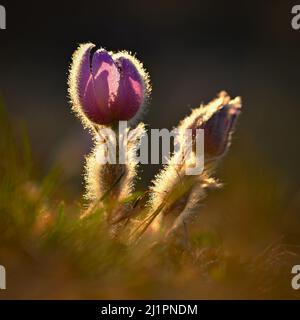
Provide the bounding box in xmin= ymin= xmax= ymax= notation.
xmin=0 ymin=0 xmax=300 ymax=298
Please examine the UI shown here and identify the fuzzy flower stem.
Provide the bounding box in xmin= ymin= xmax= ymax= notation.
xmin=82 ymin=123 xmax=146 ymax=231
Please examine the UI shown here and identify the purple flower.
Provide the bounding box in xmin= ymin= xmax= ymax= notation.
xmin=69 ymin=43 xmax=150 ymax=126
xmin=201 ymin=98 xmax=241 ymax=159
xmin=186 ymin=93 xmax=241 ymax=160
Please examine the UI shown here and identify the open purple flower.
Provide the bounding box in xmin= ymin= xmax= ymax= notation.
xmin=69 ymin=43 xmax=150 ymax=126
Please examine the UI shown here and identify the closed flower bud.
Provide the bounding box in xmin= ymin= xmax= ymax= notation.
xmin=186 ymin=92 xmax=241 ymax=160
xmin=201 ymin=97 xmax=241 ymax=159
xmin=147 ymin=92 xmax=241 ymax=238
xmin=68 ymin=43 xmax=150 ymax=127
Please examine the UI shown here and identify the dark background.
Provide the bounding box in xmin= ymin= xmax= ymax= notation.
xmin=0 ymin=0 xmax=299 ymax=221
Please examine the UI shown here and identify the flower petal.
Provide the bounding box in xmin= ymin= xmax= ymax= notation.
xmin=81 ymin=74 xmax=114 ymax=124
xmin=91 ymin=49 xmax=120 ymax=117
xmin=203 ymin=103 xmax=240 ymax=158
xmin=111 ymin=56 xmax=144 ymax=120
xmin=75 ymin=43 xmax=95 ymax=106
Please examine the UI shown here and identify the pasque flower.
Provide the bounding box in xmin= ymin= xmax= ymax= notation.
xmin=69 ymin=43 xmax=150 ymax=126
xmin=149 ymin=92 xmax=242 ymax=237
xmin=68 ymin=44 xmax=243 ymax=243
xmin=201 ymin=97 xmax=241 ymax=159
xmin=186 ymin=92 xmax=241 ymax=160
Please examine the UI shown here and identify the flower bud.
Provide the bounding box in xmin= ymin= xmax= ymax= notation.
xmin=147 ymin=93 xmax=241 ymax=239
xmin=201 ymin=96 xmax=241 ymax=159
xmin=68 ymin=43 xmax=150 ymax=126
xmin=185 ymin=92 xmax=241 ymax=160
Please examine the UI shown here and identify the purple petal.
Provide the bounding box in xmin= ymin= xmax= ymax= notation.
xmin=111 ymin=56 xmax=144 ymax=120
xmin=81 ymin=74 xmax=114 ymax=124
xmin=202 ymin=104 xmax=240 ymax=158
xmin=91 ymin=50 xmax=120 ymax=117
xmin=77 ymin=43 xmax=95 ymax=107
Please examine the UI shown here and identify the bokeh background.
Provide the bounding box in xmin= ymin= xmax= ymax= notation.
xmin=0 ymin=0 xmax=300 ymax=298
